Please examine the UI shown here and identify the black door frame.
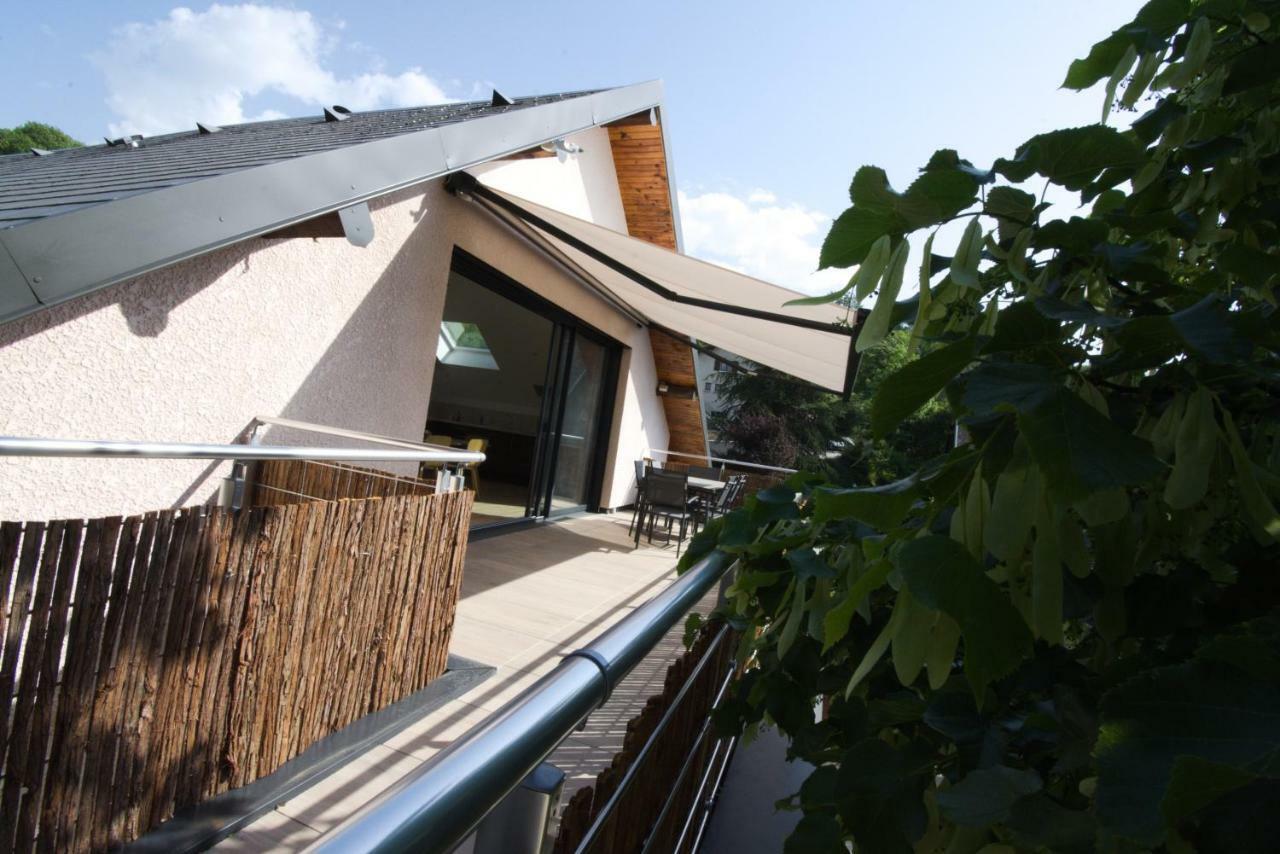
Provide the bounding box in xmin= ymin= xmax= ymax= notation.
xmin=447 ymin=248 xmax=621 ymax=523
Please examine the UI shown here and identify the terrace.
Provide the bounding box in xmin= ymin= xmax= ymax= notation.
xmin=214 ymin=512 xmax=714 ymax=851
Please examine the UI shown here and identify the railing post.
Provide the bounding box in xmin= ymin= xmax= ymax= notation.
xmin=470 ymin=763 xmax=565 ymax=854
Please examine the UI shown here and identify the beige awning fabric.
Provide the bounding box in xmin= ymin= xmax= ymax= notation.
xmin=474 ymin=184 xmax=856 ymax=392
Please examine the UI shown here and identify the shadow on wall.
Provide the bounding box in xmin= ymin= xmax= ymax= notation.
xmin=0 ymin=245 xmax=249 ymax=348
xmin=170 ymin=189 xmax=450 ymax=504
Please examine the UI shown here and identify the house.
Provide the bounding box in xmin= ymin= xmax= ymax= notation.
xmin=0 ymin=81 xmax=855 ymax=528
xmin=0 ymin=82 xmax=857 ymax=852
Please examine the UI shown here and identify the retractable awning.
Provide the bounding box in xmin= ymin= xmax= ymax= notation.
xmin=452 ymin=174 xmax=857 ymax=393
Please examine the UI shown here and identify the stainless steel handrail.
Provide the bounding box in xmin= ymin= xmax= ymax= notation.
xmin=308 ymin=550 xmax=737 ymax=853
xmin=0 ymin=436 xmax=485 ymax=465
xmin=247 ymin=415 xmax=468 ymax=457
xmin=647 ymin=447 xmax=797 ymax=475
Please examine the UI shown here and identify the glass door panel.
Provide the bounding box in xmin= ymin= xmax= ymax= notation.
xmin=549 ymin=334 xmax=608 ymax=512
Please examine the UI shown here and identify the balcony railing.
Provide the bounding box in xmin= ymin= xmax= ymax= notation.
xmin=309 ymin=550 xmax=738 ymax=853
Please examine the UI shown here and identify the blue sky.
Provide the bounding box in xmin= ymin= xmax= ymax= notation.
xmin=2 ymin=1 xmax=1143 ymax=293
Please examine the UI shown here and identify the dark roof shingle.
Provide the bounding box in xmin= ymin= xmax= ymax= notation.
xmin=0 ymin=90 xmax=598 ymax=229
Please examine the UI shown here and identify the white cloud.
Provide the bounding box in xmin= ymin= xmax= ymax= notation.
xmin=678 ymin=189 xmax=848 ymax=296
xmin=92 ymin=4 xmax=452 ymax=137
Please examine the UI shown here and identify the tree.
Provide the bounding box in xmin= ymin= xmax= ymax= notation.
xmin=685 ymin=2 xmax=1280 ymax=851
xmin=0 ymin=122 xmax=81 ymax=155
xmin=712 ymin=330 xmax=952 ymax=479
xmin=831 ymin=329 xmax=953 ymax=485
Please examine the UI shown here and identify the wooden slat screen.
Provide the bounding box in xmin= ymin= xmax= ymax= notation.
xmin=0 ymin=486 xmax=472 ymax=852
xmin=553 ymin=625 xmax=736 ymax=854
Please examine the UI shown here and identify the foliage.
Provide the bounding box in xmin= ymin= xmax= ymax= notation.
xmin=0 ymin=121 xmax=81 ymax=155
xmin=716 ymin=408 xmax=803 ymax=468
xmin=684 ymin=2 xmax=1280 ymax=851
xmin=712 ymin=330 xmax=952 ymax=480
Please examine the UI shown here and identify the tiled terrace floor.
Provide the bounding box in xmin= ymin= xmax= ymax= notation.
xmin=215 ymin=512 xmax=707 ymax=851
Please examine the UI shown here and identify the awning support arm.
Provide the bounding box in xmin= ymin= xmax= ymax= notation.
xmin=447 ymin=172 xmax=855 ymax=338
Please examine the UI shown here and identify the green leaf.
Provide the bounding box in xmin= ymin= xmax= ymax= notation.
xmin=897 ymin=536 xmax=1034 ymax=702
xmin=824 ymin=559 xmax=892 ymax=651
xmin=854 ymin=235 xmax=893 ymax=304
xmin=813 ymin=476 xmax=919 ymax=531
xmin=1170 ymin=295 xmax=1250 ymax=365
xmin=985 ymin=440 xmax=1041 ymax=562
xmin=899 ymin=169 xmax=979 ymax=229
xmin=1102 ymin=44 xmax=1138 ymax=123
xmin=936 ymin=766 xmax=1043 ymax=828
xmin=1032 ymin=500 xmax=1064 ymax=645
xmin=871 ymin=335 xmax=977 ymax=439
xmin=908 ymin=231 xmax=937 ymax=351
xmin=950 ymin=219 xmax=984 ymax=289
xmin=1221 ymin=408 xmax=1280 ymax=543
xmin=985 ymin=186 xmax=1036 ymax=244
xmin=783 ymin=272 xmax=857 ymax=307
xmin=1161 ymin=756 xmax=1257 ymax=826
xmin=856 ymin=239 xmax=910 ymax=352
xmin=891 ymin=591 xmax=933 ymax=686
xmin=846 ymin=601 xmax=899 ymax=696
xmin=1018 ymin=388 xmax=1165 ymax=502
xmin=959 ymin=361 xmax=1060 ymax=417
xmin=996 ymin=126 xmax=1143 ymax=190
xmin=820 ymin=206 xmax=893 ymax=270
xmin=1158 ymin=16 xmax=1212 ymax=89
xmin=1096 ymin=660 xmax=1280 ymax=844
xmin=1062 ymin=0 xmax=1189 ymax=89
xmin=924 ymin=615 xmax=961 ymax=690
xmin=1121 ymin=48 xmax=1164 ymax=108
xmin=1164 ymin=386 xmax=1219 ymax=508
xmin=778 ymin=579 xmax=807 ymax=659
xmin=787 ymin=547 xmax=836 ymax=581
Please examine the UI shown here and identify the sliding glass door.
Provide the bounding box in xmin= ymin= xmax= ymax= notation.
xmin=430 ymin=251 xmax=619 ymax=528
xmin=548 ymin=332 xmax=611 ymax=513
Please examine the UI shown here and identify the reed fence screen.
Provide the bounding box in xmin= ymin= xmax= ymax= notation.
xmin=0 ymin=474 xmax=472 ymax=853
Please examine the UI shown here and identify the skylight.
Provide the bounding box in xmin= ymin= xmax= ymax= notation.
xmin=437 ymin=320 xmax=499 ymax=370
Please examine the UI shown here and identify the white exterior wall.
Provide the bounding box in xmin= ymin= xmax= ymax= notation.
xmin=0 ymin=127 xmax=665 ymax=520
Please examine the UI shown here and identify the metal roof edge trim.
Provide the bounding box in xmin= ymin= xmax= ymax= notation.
xmin=0 ymin=81 xmax=663 ymax=327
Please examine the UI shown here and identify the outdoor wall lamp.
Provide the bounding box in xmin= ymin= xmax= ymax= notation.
xmin=656 ymin=382 xmax=697 ymax=399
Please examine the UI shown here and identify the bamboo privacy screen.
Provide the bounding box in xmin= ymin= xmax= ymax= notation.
xmin=0 ymin=479 xmax=472 ymax=852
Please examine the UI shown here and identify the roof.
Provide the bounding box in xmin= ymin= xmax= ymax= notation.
xmin=0 ymin=82 xmax=663 ymax=325
xmin=0 ymin=92 xmax=598 ymax=230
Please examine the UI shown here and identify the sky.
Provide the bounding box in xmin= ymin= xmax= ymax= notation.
xmin=1 ymin=0 xmax=1145 ymax=295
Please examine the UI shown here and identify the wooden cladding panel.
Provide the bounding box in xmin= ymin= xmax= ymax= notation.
xmin=0 ymin=482 xmax=471 ymax=852
xmin=608 ymin=120 xmax=709 ymax=459
xmin=608 ymin=124 xmax=677 ymax=251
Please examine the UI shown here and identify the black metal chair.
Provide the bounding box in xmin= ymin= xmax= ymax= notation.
xmin=691 ymin=473 xmax=746 ymax=532
xmin=641 ymin=469 xmax=695 ymax=554
xmin=688 ymin=464 xmax=723 ymax=481
xmin=628 ymin=459 xmax=649 ymax=538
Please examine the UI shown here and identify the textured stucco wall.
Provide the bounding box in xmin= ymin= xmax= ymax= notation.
xmin=0 ymin=127 xmax=667 ymax=520
xmin=0 ymin=182 xmax=453 ymax=521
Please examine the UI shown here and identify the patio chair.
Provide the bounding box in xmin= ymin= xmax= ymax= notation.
xmin=724 ymin=474 xmax=748 ymax=509
xmin=461 ymin=438 xmax=487 ymax=495
xmin=420 ymin=434 xmax=458 ymax=479
xmin=641 ymin=469 xmax=695 ymax=555
xmin=691 ymin=472 xmax=742 ymax=532
xmin=628 ymin=459 xmax=649 ymax=538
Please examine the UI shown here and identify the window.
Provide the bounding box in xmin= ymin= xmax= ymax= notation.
xmin=436 ymin=320 xmax=499 ymax=370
